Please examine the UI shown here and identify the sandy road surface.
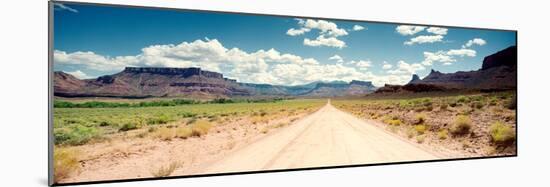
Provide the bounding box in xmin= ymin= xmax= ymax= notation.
xmin=201 ymin=100 xmax=439 ymax=173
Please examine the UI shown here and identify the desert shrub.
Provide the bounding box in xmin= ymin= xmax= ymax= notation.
xmin=449 ymin=102 xmax=458 ymax=107
xmin=416 ymin=135 xmax=426 ymax=143
xmin=190 ymin=120 xmax=212 ymax=137
xmin=274 ymin=122 xmax=288 ymax=128
xmin=147 ymin=114 xmax=173 ymax=125
xmin=437 ymin=129 xmax=449 ymax=140
xmin=472 ymin=101 xmax=484 ymax=109
xmin=489 ymin=98 xmax=498 ymax=106
xmin=489 ymin=122 xmax=516 ymax=145
xmin=261 ymin=128 xmax=269 ymax=134
xmin=175 ymin=126 xmax=193 ymax=139
xmin=54 ymin=125 xmax=100 ymax=146
xmin=450 ymin=115 xmax=472 ymax=136
xmin=407 ymin=128 xmax=415 ymax=139
xmin=151 ymin=161 xmax=181 ymax=177
xmin=414 ymin=113 xmax=427 ymax=124
xmin=414 ymin=124 xmax=427 ymax=135
xmin=118 ymin=122 xmax=138 ymax=132
xmin=156 ymin=127 xmax=175 ymax=141
xmin=506 ymin=96 xmax=517 ymax=110
xmin=53 ymin=147 xmax=80 ymax=183
xmin=260 ymin=110 xmax=268 ymax=116
xmin=251 ymin=116 xmax=268 ymax=124
xmin=425 ymin=105 xmax=433 ymax=111
xmin=178 ymin=112 xmax=196 ymax=118
xmin=462 ymin=140 xmax=471 ymax=148
xmin=387 ymin=125 xmax=399 ymax=133
xmin=148 ymin=126 xmax=158 ymax=133
xmin=440 ymin=103 xmax=448 ymax=110
xmin=186 ymin=117 xmax=197 ymax=125
xmin=457 ymin=96 xmax=467 ymax=103
xmin=99 ymin=121 xmax=112 ymax=127
xmin=208 ymin=114 xmax=219 ymax=122
xmin=387 ymin=119 xmax=402 ymax=126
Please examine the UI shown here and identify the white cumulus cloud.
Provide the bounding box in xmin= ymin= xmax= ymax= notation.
xmin=447 ymin=49 xmax=476 ymax=57
xmin=352 ymin=25 xmax=366 ymax=31
xmin=404 ymin=35 xmax=444 ymax=45
xmin=66 ymin=70 xmax=92 ymax=79
xmin=348 ymin=60 xmax=372 ymax=71
xmin=421 ymin=48 xmax=477 ymax=66
xmin=328 ymin=55 xmax=344 ymax=63
xmin=288 ymin=19 xmax=350 ymax=48
xmin=286 ymin=27 xmax=311 ymax=36
xmin=382 ymin=61 xmax=393 ymax=70
xmin=463 ymin=38 xmax=487 ymax=48
xmin=55 ymin=39 xmax=394 ymax=86
xmin=426 ymin=27 xmax=448 ymax=35
xmin=304 ymin=35 xmax=346 ymax=48
xmin=396 ymin=25 xmax=426 ymax=36
xmin=388 ymin=60 xmax=425 ymax=75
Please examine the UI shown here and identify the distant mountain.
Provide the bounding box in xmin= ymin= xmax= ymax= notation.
xmin=54 ymin=67 xmax=377 ymax=98
xmin=376 ymin=46 xmax=517 ymax=93
xmin=54 ymin=67 xmax=249 ymax=98
xmin=239 ymin=80 xmax=376 ymax=97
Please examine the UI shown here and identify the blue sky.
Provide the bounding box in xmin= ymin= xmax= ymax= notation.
xmin=53 ymin=2 xmax=516 ymax=86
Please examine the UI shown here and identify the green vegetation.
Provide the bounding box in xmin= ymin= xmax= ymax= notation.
xmin=489 ymin=121 xmax=516 ymax=145
xmin=54 ymin=98 xmax=287 ymax=108
xmin=450 ymin=115 xmax=473 ymax=136
xmin=54 ymin=124 xmax=101 ymax=146
xmin=53 ymin=99 xmax=325 ymax=145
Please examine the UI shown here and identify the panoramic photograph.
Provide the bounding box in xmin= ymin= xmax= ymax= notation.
xmin=51 ymin=2 xmax=517 ymax=184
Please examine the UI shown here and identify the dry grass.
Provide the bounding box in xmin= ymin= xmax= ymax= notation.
xmin=190 ymin=120 xmax=212 ymax=137
xmin=151 ymin=161 xmax=181 ymax=177
xmin=53 ymin=147 xmax=80 ymax=183
xmin=437 ymin=129 xmax=449 ymax=140
xmin=416 ymin=135 xmax=426 ymax=143
xmin=251 ymin=116 xmax=269 ymax=124
xmin=414 ymin=124 xmax=427 ymax=135
xmin=175 ymin=126 xmax=193 ymax=139
xmin=155 ymin=127 xmax=175 ymax=141
xmin=414 ymin=113 xmax=427 ymax=124
xmin=450 ymin=115 xmax=472 ymax=136
xmin=388 ymin=119 xmax=402 ymax=126
xmin=406 ymin=127 xmax=415 ymax=139
xmin=489 ymin=121 xmax=516 ymax=146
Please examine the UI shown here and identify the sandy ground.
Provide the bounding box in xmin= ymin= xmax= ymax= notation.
xmin=199 ymin=100 xmax=442 ymax=174
xmin=63 ymin=100 xmax=458 ymax=183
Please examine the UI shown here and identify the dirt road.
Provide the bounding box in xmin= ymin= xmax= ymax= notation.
xmin=201 ymin=100 xmax=439 ymax=173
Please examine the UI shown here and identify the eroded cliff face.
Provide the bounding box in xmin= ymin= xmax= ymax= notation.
xmin=54 ymin=67 xmax=248 ymax=98
xmin=482 ymin=46 xmax=517 ymax=70
xmin=55 ymin=67 xmax=377 ymax=98
xmin=376 ymin=46 xmax=517 ymax=93
xmin=122 ymin=67 xmax=224 ymax=79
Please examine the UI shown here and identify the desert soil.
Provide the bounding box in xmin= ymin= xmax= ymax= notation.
xmin=63 ymin=100 xmax=459 ymax=183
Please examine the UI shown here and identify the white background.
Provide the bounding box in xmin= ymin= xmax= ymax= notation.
xmin=0 ymin=0 xmax=548 ymax=186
